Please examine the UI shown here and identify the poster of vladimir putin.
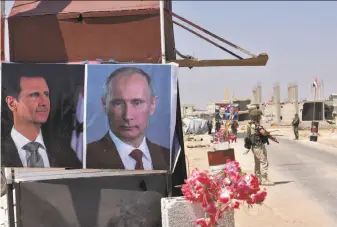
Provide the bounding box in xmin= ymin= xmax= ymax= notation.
xmin=85 ymin=64 xmax=178 ymax=171
xmin=1 ymin=63 xmax=84 ymax=168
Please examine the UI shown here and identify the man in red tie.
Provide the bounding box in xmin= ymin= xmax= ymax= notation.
xmin=86 ymin=67 xmax=169 ymax=170
xmin=225 ymin=106 xmax=238 ymax=120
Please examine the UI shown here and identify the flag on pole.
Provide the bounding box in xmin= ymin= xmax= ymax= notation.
xmin=312 ymin=78 xmax=319 ymax=88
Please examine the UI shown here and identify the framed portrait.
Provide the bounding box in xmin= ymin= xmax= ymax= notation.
xmin=85 ymin=64 xmax=178 ymax=171
xmin=215 ymin=103 xmax=239 ymax=121
xmin=1 ymin=63 xmax=85 ymax=168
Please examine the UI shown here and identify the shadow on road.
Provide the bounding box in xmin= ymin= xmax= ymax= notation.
xmin=273 ymin=180 xmax=293 ymax=185
xmin=276 ymin=163 xmax=303 ymax=166
xmin=237 ymin=132 xmax=246 ymax=138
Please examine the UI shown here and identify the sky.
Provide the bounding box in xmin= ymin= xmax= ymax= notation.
xmin=4 ymin=1 xmax=337 ymax=109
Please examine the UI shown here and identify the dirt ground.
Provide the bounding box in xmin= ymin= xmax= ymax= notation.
xmin=184 ymin=132 xmax=336 ymax=227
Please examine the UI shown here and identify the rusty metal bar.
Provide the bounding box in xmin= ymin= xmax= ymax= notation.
xmin=168 ymin=54 xmax=268 ymax=68
xmin=172 ymin=20 xmax=243 ymax=59
xmin=174 ymin=48 xmax=195 ymax=60
xmin=170 ymin=11 xmax=257 ymax=58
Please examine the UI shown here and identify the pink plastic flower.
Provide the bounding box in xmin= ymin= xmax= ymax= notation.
xmin=182 ymin=160 xmax=267 ymax=227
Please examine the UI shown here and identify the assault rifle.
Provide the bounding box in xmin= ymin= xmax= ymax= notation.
xmin=265 ymin=134 xmax=279 ymax=144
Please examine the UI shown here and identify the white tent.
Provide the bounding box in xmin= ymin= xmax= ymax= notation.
xmin=182 ymin=117 xmax=209 ymax=134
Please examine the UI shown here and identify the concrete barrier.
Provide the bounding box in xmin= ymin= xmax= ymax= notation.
xmin=161 ymin=197 xmax=235 ymax=227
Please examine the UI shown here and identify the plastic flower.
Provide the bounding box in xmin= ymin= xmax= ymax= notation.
xmin=182 ymin=159 xmax=268 ymax=227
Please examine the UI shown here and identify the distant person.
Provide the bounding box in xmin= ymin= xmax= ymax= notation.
xmin=215 ymin=106 xmax=226 ymax=120
xmin=215 ymin=120 xmax=221 ymax=132
xmin=1 ymin=75 xmax=81 ymax=168
xmin=86 ymin=67 xmax=169 ymax=170
xmin=225 ymin=106 xmax=238 ymax=120
xmin=207 ymin=120 xmax=212 ymax=134
xmin=292 ymin=113 xmax=300 ymax=140
xmin=230 ymin=120 xmax=239 ymax=142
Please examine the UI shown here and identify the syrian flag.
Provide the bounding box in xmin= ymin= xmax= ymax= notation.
xmin=312 ymin=78 xmax=319 ymax=88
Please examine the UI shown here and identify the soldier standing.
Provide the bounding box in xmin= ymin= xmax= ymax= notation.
xmin=246 ymin=108 xmax=276 ymax=186
xmin=292 ymin=113 xmax=300 ymax=140
xmin=230 ymin=120 xmax=239 ymax=142
xmin=207 ymin=120 xmax=213 ymax=135
xmin=215 ymin=120 xmax=221 ymax=132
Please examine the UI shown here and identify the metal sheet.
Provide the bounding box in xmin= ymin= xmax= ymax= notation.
xmin=10 ymin=1 xmax=160 ymax=17
xmin=8 ymin=1 xmax=176 ymax=63
xmin=15 ymin=172 xmax=167 ymax=227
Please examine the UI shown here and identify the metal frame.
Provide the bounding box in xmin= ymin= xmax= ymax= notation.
xmin=1 ymin=2 xmax=270 ymax=226
xmin=166 ymin=11 xmax=269 ymax=68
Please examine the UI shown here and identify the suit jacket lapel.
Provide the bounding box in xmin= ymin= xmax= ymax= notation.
xmin=43 ymin=136 xmax=57 ymax=167
xmin=146 ymin=139 xmax=169 ymax=170
xmin=103 ymin=133 xmax=125 ymax=169
xmin=1 ymin=136 xmax=23 ymax=167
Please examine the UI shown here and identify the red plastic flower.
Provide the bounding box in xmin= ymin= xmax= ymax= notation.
xmin=182 ymin=160 xmax=267 ymax=227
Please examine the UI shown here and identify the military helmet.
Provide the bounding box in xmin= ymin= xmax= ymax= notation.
xmin=249 ymin=108 xmax=263 ymax=122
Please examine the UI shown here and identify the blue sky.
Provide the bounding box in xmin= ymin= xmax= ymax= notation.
xmin=5 ymin=1 xmax=337 ymax=108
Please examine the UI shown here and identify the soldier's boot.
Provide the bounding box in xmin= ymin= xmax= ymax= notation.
xmin=260 ymin=174 xmax=274 ymax=186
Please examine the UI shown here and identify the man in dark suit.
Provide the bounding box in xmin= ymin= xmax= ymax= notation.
xmin=86 ymin=67 xmax=169 ymax=170
xmin=1 ymin=74 xmax=81 ymax=168
xmin=215 ymin=106 xmax=226 ymax=121
xmin=225 ymin=106 xmax=239 ymax=120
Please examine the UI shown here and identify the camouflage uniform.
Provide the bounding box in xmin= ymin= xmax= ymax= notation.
xmin=292 ymin=114 xmax=300 ymax=140
xmin=247 ymin=108 xmax=274 ymax=186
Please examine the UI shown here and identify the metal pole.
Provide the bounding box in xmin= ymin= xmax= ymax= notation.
xmin=5 ymin=168 xmax=15 ymax=227
xmin=172 ymin=20 xmax=243 ymax=59
xmin=313 ymin=87 xmax=316 ymax=121
xmin=0 ymin=0 xmax=4 ymax=61
xmin=170 ymin=12 xmax=257 ymax=58
xmin=159 ymin=0 xmax=166 ymax=64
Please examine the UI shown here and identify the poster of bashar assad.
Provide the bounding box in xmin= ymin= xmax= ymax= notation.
xmin=1 ymin=63 xmax=85 ymax=168
xmin=85 ymin=64 xmax=178 ymax=171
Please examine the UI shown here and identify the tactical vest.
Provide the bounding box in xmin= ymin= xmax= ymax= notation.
xmin=247 ymin=123 xmax=263 ymax=146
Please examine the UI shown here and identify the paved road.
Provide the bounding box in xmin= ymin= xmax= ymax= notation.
xmin=266 ymin=138 xmax=337 ymax=222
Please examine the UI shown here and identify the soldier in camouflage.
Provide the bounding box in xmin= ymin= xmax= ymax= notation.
xmin=245 ymin=106 xmax=275 ymax=186
xmin=292 ymin=113 xmax=300 ymax=140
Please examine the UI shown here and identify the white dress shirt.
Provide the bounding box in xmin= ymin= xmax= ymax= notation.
xmin=71 ymin=93 xmax=84 ymax=162
xmin=11 ymin=127 xmax=50 ymax=167
xmin=109 ymin=131 xmax=153 ymax=170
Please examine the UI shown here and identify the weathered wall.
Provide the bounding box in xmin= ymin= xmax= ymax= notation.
xmin=263 ymin=102 xmax=304 ymax=125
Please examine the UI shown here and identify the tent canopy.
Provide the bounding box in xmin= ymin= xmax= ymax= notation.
xmin=182 ymin=117 xmax=209 ymax=135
